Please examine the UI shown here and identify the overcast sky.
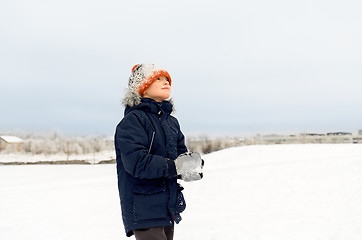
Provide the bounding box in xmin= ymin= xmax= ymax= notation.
xmin=1 ymin=0 xmax=361 ymax=137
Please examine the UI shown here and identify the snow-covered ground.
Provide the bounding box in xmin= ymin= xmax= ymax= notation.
xmin=0 ymin=150 xmax=115 ymax=164
xmin=1 ymin=144 xmax=361 ymax=240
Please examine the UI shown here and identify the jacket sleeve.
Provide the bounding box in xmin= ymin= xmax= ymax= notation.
xmin=115 ymin=113 xmax=170 ymax=179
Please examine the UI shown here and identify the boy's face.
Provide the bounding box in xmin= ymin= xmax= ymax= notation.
xmin=143 ymin=76 xmax=171 ymax=102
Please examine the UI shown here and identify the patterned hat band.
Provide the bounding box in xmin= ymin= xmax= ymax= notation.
xmin=128 ymin=64 xmax=172 ymax=95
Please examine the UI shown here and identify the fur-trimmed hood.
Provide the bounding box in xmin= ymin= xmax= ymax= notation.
xmin=123 ymin=89 xmax=174 ymax=109
xmin=122 ymin=90 xmax=142 ymax=108
xmin=123 ymin=90 xmax=175 ymax=116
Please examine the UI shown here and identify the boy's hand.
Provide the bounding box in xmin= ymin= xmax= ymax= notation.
xmin=175 ymin=152 xmax=204 ymax=182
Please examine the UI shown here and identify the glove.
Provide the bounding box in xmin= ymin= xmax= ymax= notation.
xmin=175 ymin=152 xmax=204 ymax=182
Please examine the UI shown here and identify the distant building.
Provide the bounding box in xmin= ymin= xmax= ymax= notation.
xmin=326 ymin=132 xmax=352 ymax=136
xmin=0 ymin=136 xmax=24 ymax=151
xmin=353 ymin=130 xmax=362 ymax=143
xmin=262 ymin=132 xmax=355 ymax=144
xmin=302 ymin=133 xmax=326 ymax=136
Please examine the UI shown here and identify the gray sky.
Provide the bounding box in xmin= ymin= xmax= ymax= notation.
xmin=1 ymin=0 xmax=361 ymax=137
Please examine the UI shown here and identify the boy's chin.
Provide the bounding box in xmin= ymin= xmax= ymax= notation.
xmin=160 ymin=94 xmax=171 ymax=101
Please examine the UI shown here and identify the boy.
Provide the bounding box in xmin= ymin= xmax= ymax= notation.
xmin=114 ymin=64 xmax=203 ymax=239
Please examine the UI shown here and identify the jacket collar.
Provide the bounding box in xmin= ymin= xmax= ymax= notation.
xmin=124 ymin=97 xmax=173 ymax=116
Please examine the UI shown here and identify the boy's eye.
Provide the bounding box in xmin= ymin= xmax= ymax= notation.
xmin=156 ymin=77 xmax=169 ymax=82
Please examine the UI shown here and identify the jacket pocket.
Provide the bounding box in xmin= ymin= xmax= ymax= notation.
xmin=133 ymin=181 xmax=168 ymax=221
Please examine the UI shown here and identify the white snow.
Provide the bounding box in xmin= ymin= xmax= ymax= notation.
xmin=1 ymin=144 xmax=362 ymax=240
xmin=0 ymin=150 xmax=115 ymax=164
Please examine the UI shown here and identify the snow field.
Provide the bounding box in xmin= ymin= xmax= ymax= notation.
xmin=0 ymin=144 xmax=362 ymax=240
xmin=0 ymin=165 xmax=121 ymax=240
xmin=178 ymin=144 xmax=362 ymax=240
xmin=0 ymin=150 xmax=115 ymax=164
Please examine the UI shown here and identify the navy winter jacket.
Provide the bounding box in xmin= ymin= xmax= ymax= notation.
xmin=114 ymin=98 xmax=188 ymax=237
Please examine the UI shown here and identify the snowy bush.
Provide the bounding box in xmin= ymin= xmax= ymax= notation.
xmin=1 ymin=131 xmax=250 ymax=156
xmin=1 ymin=131 xmax=114 ymax=155
xmin=186 ymin=136 xmax=246 ymax=154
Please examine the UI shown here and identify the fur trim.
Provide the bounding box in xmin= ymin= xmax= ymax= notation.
xmin=122 ymin=90 xmax=141 ymax=107
xmin=169 ymin=98 xmax=176 ymax=113
xmin=122 ymin=89 xmax=175 ymax=112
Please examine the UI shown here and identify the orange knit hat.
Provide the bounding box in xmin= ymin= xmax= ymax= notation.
xmin=128 ymin=64 xmax=172 ymax=96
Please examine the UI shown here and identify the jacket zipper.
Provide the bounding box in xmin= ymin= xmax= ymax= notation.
xmin=148 ymin=131 xmax=155 ymax=154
